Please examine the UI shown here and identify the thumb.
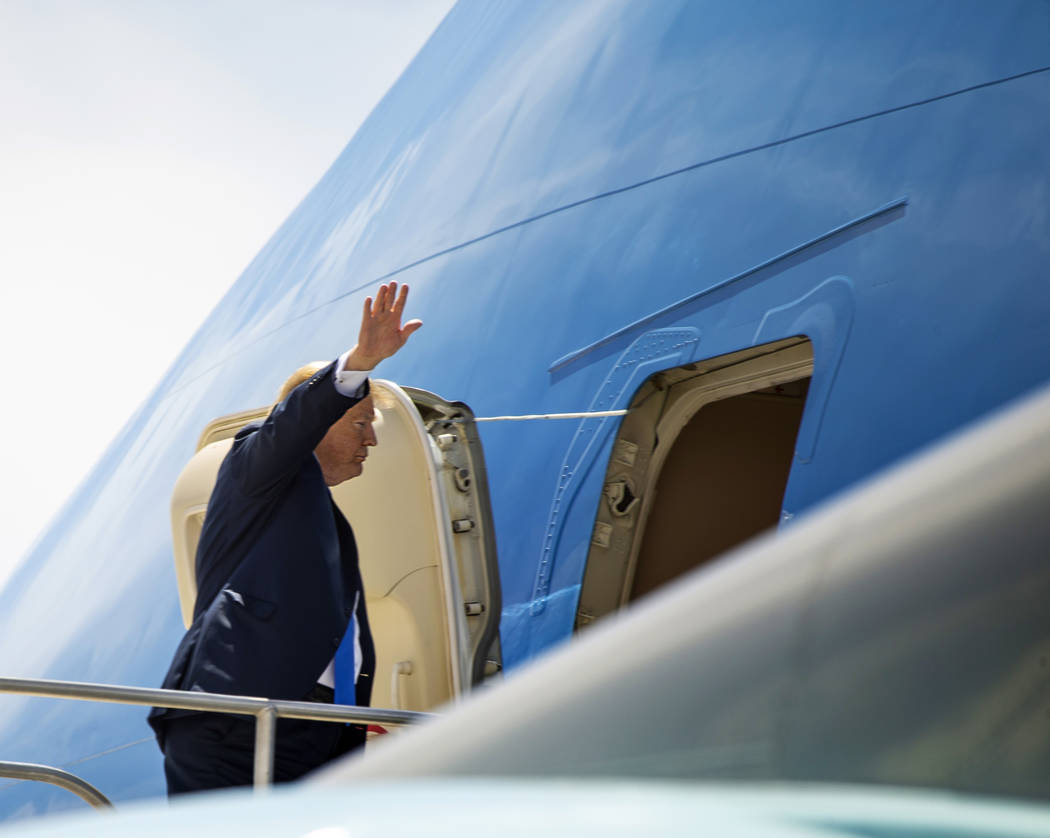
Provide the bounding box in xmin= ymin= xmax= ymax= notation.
xmin=401 ymin=319 xmax=423 ymax=340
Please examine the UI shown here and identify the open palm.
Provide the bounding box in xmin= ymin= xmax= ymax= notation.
xmin=347 ymin=281 xmax=423 ymax=370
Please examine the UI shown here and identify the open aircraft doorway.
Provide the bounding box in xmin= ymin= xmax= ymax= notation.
xmin=575 ymin=337 xmax=813 ymax=629
xmin=169 ymin=381 xmax=502 ymax=716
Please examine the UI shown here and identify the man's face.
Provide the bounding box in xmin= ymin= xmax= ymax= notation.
xmin=314 ymin=396 xmax=378 ymax=486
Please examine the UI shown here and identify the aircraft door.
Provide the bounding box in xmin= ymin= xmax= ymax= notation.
xmin=330 ymin=380 xmax=501 ymax=710
xmin=169 ymin=380 xmax=501 ymax=714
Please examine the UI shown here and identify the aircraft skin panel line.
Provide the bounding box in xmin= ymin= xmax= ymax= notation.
xmin=549 ymin=197 xmax=904 ymax=373
xmin=146 ymin=62 xmax=1050 ymax=398
xmin=177 ymin=62 xmax=1050 ymax=392
xmin=147 ymin=58 xmax=1049 ymax=393
xmin=297 ymin=64 xmax=1050 ymax=328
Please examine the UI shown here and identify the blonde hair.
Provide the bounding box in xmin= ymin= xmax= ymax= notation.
xmin=274 ymin=361 xmax=396 ymax=410
xmin=276 ymin=361 xmax=329 ymax=404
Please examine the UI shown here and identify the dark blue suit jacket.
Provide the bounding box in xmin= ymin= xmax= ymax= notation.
xmin=149 ymin=361 xmax=375 ymax=742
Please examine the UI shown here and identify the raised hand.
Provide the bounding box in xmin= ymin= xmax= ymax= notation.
xmin=344 ymin=281 xmax=423 ymax=371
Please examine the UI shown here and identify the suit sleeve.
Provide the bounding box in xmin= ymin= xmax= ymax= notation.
xmin=229 ymin=361 xmax=369 ymax=496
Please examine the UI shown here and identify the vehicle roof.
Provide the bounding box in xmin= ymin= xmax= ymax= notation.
xmin=5 ymin=782 xmax=1050 ymax=838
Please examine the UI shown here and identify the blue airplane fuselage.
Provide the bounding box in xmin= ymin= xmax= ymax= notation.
xmin=0 ymin=0 xmax=1048 ymax=819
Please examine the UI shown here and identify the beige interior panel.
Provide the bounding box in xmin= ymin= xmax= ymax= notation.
xmin=365 ymin=566 xmax=453 ymax=712
xmin=170 ymin=437 xmax=233 ymax=628
xmin=365 ymin=595 xmax=425 ymax=712
xmin=170 ymin=381 xmax=459 ymax=711
xmin=331 ymin=381 xmax=458 ymax=707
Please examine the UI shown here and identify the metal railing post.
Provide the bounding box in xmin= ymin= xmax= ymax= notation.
xmin=253 ymin=705 xmax=277 ymax=790
xmin=0 ymin=675 xmax=436 ymax=811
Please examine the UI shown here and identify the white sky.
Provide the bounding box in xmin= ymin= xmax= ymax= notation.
xmin=0 ymin=0 xmax=455 ymax=588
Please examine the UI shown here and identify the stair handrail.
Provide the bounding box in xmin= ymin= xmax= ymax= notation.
xmin=0 ymin=675 xmax=433 ymax=802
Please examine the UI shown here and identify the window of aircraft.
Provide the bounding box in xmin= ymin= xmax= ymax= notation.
xmin=170 ymin=381 xmax=501 ymax=713
xmin=575 ymin=337 xmax=813 ymax=629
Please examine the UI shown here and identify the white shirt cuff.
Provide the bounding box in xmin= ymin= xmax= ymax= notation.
xmin=333 ymin=351 xmax=370 ymax=398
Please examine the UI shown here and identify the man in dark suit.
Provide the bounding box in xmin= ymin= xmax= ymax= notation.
xmin=148 ymin=281 xmax=422 ymax=794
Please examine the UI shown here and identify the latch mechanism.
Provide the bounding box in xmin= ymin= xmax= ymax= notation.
xmin=604 ymin=478 xmax=639 ymax=517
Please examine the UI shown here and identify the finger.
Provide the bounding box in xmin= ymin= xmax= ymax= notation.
xmin=362 ymin=296 xmax=373 ymax=319
xmin=392 ymin=283 xmax=409 ymax=318
xmin=386 ymin=281 xmax=398 ymax=310
xmin=374 ymin=284 xmax=388 ymax=312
